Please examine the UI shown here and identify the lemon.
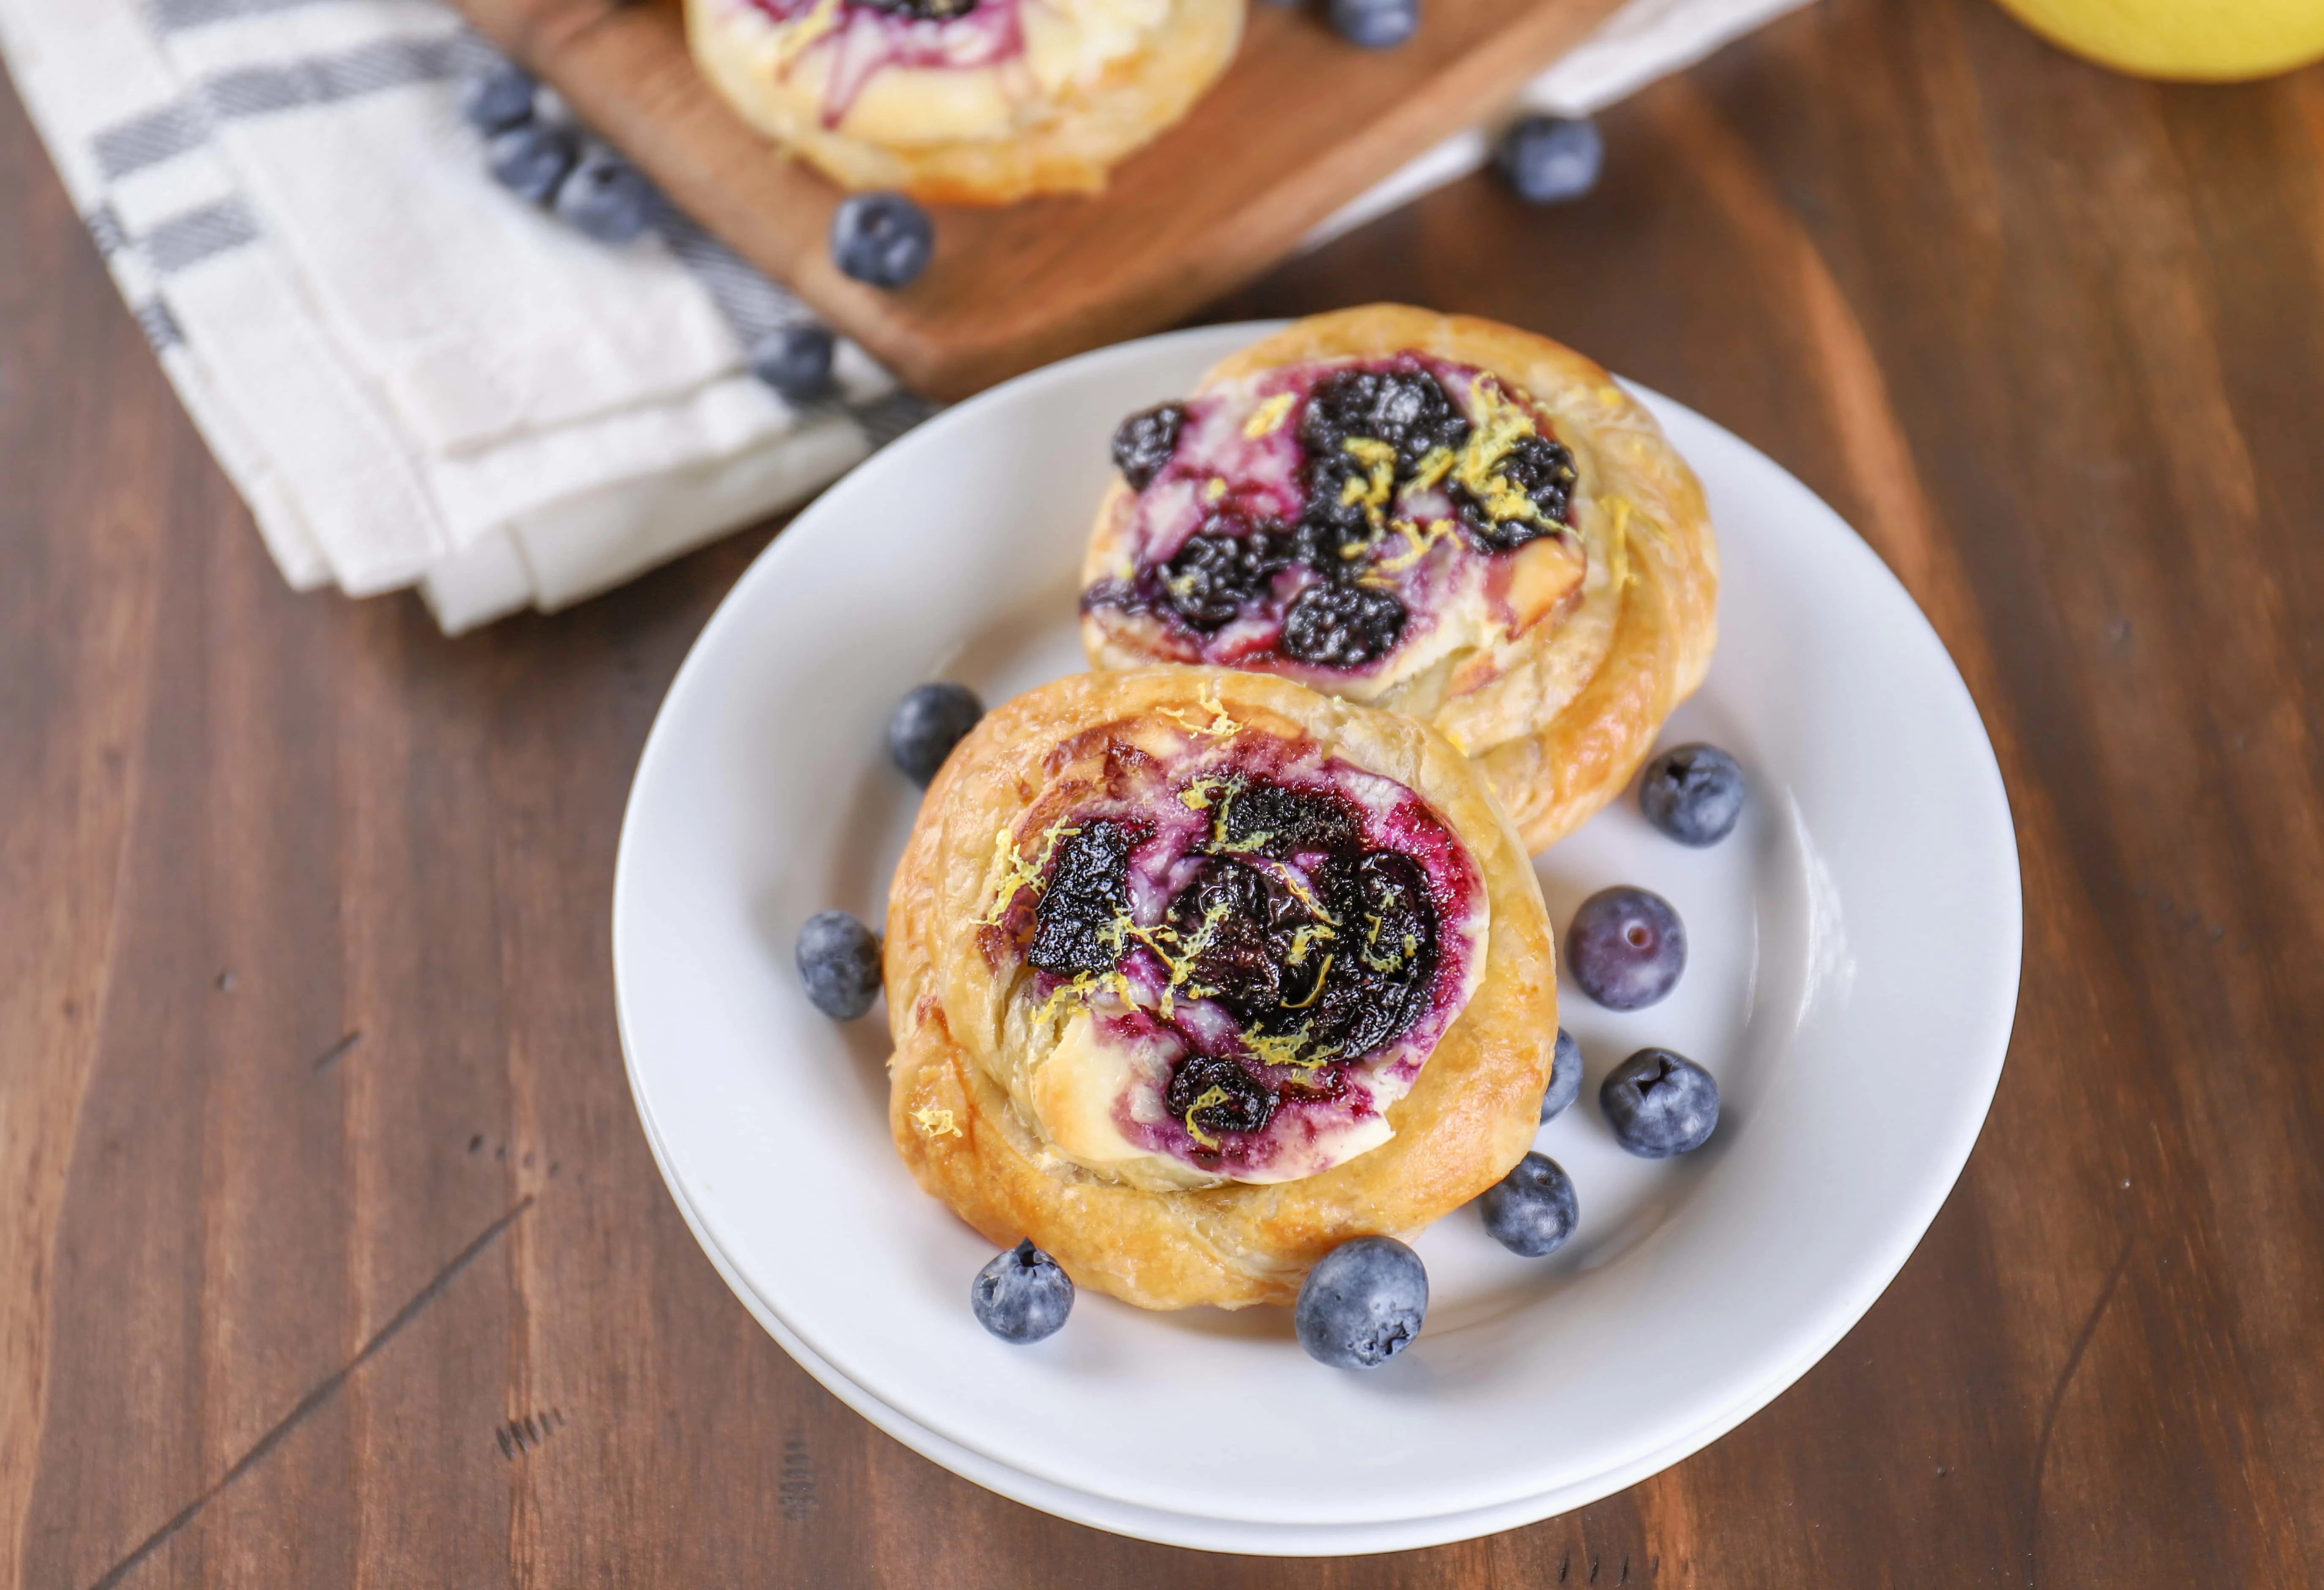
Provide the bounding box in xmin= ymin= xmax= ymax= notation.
xmin=1991 ymin=0 xmax=2324 ymax=81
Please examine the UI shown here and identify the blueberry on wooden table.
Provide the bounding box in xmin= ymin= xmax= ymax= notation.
xmin=1541 ymin=1026 xmax=1582 ymax=1122
xmin=1565 ymin=885 xmax=1686 ymax=1011
xmin=1295 ymin=1236 xmax=1428 ymax=1369
xmin=831 ymin=192 xmax=934 ymax=288
xmin=887 ymin=682 xmax=984 ymax=787
xmin=972 ymin=1240 xmax=1074 ymax=1343
xmin=487 ymin=121 xmax=578 ymax=204
xmin=749 ymin=324 xmax=837 ymax=402
xmin=463 ymin=59 xmax=538 ymax=134
xmin=554 ymin=143 xmax=658 ymax=243
xmin=795 ymin=909 xmax=882 ymax=1019
xmin=1478 ymin=1152 xmax=1579 ymax=1257
xmin=1328 ymin=0 xmax=1418 ymax=48
xmin=1493 ymin=115 xmax=1604 ymax=206
xmin=1600 ymin=1048 xmax=1719 ymax=1158
xmin=1639 ymin=742 xmax=1745 ymax=847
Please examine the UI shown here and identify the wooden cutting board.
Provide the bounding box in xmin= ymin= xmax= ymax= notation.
xmin=451 ymin=0 xmax=1623 ymax=398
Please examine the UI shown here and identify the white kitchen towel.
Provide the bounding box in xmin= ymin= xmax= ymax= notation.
xmin=0 ymin=0 xmax=1806 ymax=634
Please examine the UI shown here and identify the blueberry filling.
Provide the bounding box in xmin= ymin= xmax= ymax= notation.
xmin=1300 ymin=368 xmax=1472 ymax=469
xmin=1165 ymin=1052 xmax=1277 ymax=1138
xmin=854 ymin=0 xmax=978 ymax=15
xmin=1159 ymin=524 xmax=1295 ymax=630
xmin=1280 ymin=582 xmax=1407 ymax=667
xmin=1111 ymin=402 xmax=1186 ymax=491
xmin=1450 ymin=432 xmax=1577 ymax=551
xmin=1025 ymin=820 xmax=1136 ymax=978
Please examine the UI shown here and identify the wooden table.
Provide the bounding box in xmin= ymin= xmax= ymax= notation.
xmin=7 ymin=0 xmax=2323 ymax=1582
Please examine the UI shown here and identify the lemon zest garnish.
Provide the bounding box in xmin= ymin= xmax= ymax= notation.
xmin=1374 ymin=517 xmax=1456 ymax=575
xmin=1453 ymin=374 xmax=1561 ymax=527
xmin=910 ymin=1106 xmax=961 ymax=1139
xmin=768 ymin=0 xmax=843 ymax=72
xmin=1184 ymin=1085 xmax=1232 ymax=1150
xmin=1339 ymin=437 xmax=1398 ymax=530
xmin=1158 ymin=686 xmax=1239 ymax=740
xmin=1243 ymin=392 xmax=1297 ymax=438
xmin=1244 ymin=1022 xmax=1338 ymax=1074
xmin=1603 ymin=494 xmax=1635 ymax=588
xmin=1204 ymin=477 xmax=1228 ymax=503
xmin=1284 ymin=922 xmax=1335 ymax=966
xmin=1360 ymin=912 xmax=1407 ymax=973
xmin=1253 ymin=858 xmax=1336 ymax=924
xmin=1407 ymin=445 xmax=1456 ymax=492
xmin=978 ymin=816 xmax=1083 ymax=925
xmin=1280 ymin=955 xmax=1333 ymax=1008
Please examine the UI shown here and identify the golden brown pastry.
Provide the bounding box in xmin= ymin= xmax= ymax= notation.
xmin=685 ymin=0 xmax=1242 ymax=204
xmin=1081 ymin=306 xmax=1719 ymax=852
xmin=886 ymin=669 xmax=1558 ymax=1310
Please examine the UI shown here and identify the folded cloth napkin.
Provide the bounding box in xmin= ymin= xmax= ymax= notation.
xmin=0 ymin=0 xmax=1806 ymax=634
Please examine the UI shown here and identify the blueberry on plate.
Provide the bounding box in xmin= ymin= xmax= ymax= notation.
xmin=487 ymin=121 xmax=579 ymax=205
xmin=554 ymin=142 xmax=658 ymax=243
xmin=749 ymin=323 xmax=837 ymax=402
xmin=1328 ymin=0 xmax=1417 ymax=48
xmin=1478 ymin=1151 xmax=1579 ymax=1257
xmin=1600 ymin=1048 xmax=1719 ymax=1158
xmin=463 ymin=59 xmax=538 ymax=134
xmin=831 ymin=192 xmax=934 ymax=289
xmin=1493 ymin=115 xmax=1604 ymax=206
xmin=1541 ymin=1026 xmax=1582 ymax=1122
xmin=972 ymin=1240 xmax=1074 ymax=1344
xmin=1295 ymin=1236 xmax=1427 ymax=1369
xmin=888 ymin=682 xmax=985 ymax=787
xmin=1639 ymin=742 xmax=1745 ymax=847
xmin=1565 ymin=885 xmax=1686 ymax=1011
xmin=795 ymin=909 xmax=882 ymax=1019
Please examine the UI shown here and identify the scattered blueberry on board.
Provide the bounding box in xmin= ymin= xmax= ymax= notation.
xmin=555 ymin=142 xmax=659 ymax=243
xmin=487 ymin=121 xmax=579 ymax=206
xmin=1600 ymin=1048 xmax=1719 ymax=1158
xmin=832 ymin=192 xmax=934 ymax=289
xmin=1639 ymin=742 xmax=1745 ymax=847
xmin=1295 ymin=1236 xmax=1428 ymax=1369
xmin=1541 ymin=1026 xmax=1583 ymax=1122
xmin=1328 ymin=0 xmax=1418 ymax=49
xmin=1565 ymin=885 xmax=1687 ymax=1011
xmin=750 ymin=324 xmax=837 ymax=403
xmin=796 ymin=909 xmax=882 ymax=1020
xmin=1493 ymin=115 xmax=1604 ymax=206
xmin=462 ymin=59 xmax=538 ymax=134
xmin=1478 ymin=1152 xmax=1579 ymax=1257
xmin=972 ymin=1240 xmax=1075 ymax=1344
xmin=888 ymin=683 xmax=985 ymax=787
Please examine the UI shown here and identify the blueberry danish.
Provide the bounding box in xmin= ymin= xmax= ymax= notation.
xmin=1081 ymin=306 xmax=1719 ymax=851
xmin=885 ymin=669 xmax=1558 ymax=1309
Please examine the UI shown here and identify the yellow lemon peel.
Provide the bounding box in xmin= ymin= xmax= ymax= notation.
xmin=1243 ymin=392 xmax=1296 ymax=438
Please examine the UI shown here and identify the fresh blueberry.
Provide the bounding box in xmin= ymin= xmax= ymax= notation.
xmin=1639 ymin=742 xmax=1745 ymax=847
xmin=1541 ymin=1026 xmax=1582 ymax=1122
xmin=1565 ymin=885 xmax=1686 ymax=1011
xmin=795 ymin=909 xmax=882 ymax=1019
xmin=487 ymin=121 xmax=579 ymax=205
xmin=1493 ymin=115 xmax=1604 ymax=206
xmin=831 ymin=192 xmax=933 ymax=288
xmin=1328 ymin=0 xmax=1417 ymax=47
xmin=749 ymin=323 xmax=836 ymax=402
xmin=1600 ymin=1048 xmax=1719 ymax=1158
xmin=1294 ymin=1236 xmax=1428 ymax=1369
xmin=553 ymin=142 xmax=658 ymax=242
xmin=887 ymin=682 xmax=984 ymax=787
xmin=1477 ymin=1151 xmax=1579 ymax=1257
xmin=463 ymin=60 xmax=538 ymax=134
xmin=971 ymin=1240 xmax=1074 ymax=1344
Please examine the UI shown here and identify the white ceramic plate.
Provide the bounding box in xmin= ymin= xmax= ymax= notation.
xmin=613 ymin=323 xmax=2021 ymax=1550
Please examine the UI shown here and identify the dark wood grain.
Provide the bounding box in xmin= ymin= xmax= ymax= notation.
xmin=7 ymin=0 xmax=2324 ymax=1584
xmin=452 ymin=0 xmax=1624 ymax=399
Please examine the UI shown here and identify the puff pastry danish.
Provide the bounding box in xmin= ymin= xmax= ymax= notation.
xmin=686 ymin=0 xmax=1241 ymax=203
xmin=1081 ymin=306 xmax=1719 ymax=851
xmin=886 ymin=669 xmax=1558 ymax=1309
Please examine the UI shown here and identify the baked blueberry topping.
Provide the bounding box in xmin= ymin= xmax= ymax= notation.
xmin=1304 ymin=850 xmax=1436 ymax=1058
xmin=1566 ymin=885 xmax=1686 ymax=1011
xmin=970 ymin=1240 xmax=1073 ymax=1344
xmin=1159 ymin=524 xmax=1292 ymax=630
xmin=1111 ymin=402 xmax=1187 ymax=490
xmin=1281 ymin=581 xmax=1407 ymax=668
xmin=796 ymin=909 xmax=882 ymax=1020
xmin=1300 ymin=367 xmax=1469 ymax=470
xmin=1296 ymin=1237 xmax=1428 ymax=1369
xmin=1639 ymin=742 xmax=1746 ymax=847
xmin=1477 ymin=1151 xmax=1580 ymax=1257
xmin=1450 ymin=431 xmax=1578 ymax=550
xmin=1600 ymin=1048 xmax=1719 ymax=1158
xmin=1166 ymin=858 xmax=1282 ymax=1017
xmin=1215 ymin=777 xmax=1363 ymax=858
xmin=856 ymin=0 xmax=978 ymax=16
xmin=1165 ymin=1052 xmax=1277 ymax=1139
xmin=1542 ymin=1026 xmax=1583 ymax=1122
xmin=1026 ymin=820 xmax=1135 ymax=978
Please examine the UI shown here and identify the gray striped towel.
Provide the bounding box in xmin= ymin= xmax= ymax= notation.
xmin=0 ymin=0 xmax=1805 ymax=633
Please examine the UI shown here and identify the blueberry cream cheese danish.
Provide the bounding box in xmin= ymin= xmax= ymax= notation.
xmin=686 ymin=0 xmax=1241 ymax=203
xmin=1082 ymin=306 xmax=1719 ymax=851
xmin=887 ymin=669 xmax=1557 ymax=1310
